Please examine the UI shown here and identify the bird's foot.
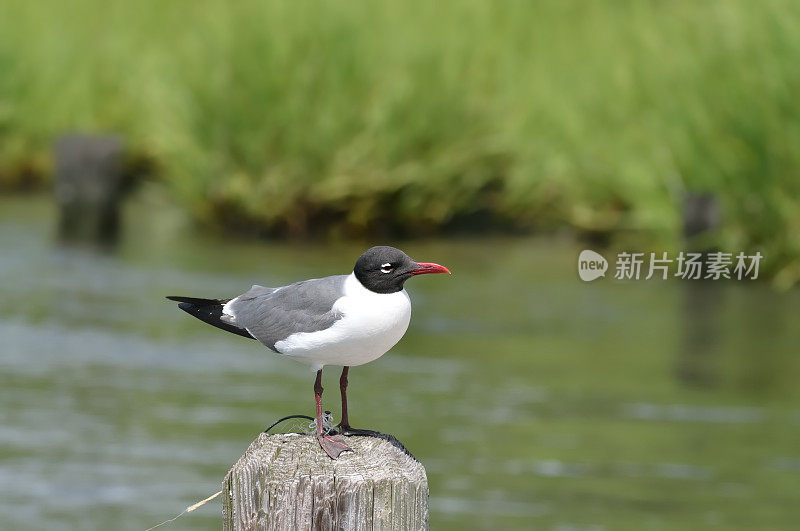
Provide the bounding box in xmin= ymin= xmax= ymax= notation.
xmin=334 ymin=425 xmax=413 ymax=456
xmin=317 ymin=433 xmax=352 ymax=459
xmin=336 ymin=424 xmax=382 ymax=437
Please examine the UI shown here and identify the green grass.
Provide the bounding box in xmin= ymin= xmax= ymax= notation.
xmin=1 ymin=1 xmax=800 ymax=282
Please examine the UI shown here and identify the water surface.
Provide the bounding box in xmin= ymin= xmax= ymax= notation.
xmin=1 ymin=194 xmax=799 ymax=530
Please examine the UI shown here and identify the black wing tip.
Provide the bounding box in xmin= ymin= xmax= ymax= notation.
xmin=167 ymin=295 xmax=255 ymax=341
xmin=166 ymin=295 xmax=224 ymax=305
xmin=166 ymin=295 xmax=195 ymax=303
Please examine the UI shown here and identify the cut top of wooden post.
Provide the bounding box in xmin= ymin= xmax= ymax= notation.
xmin=223 ymin=433 xmax=429 ymax=531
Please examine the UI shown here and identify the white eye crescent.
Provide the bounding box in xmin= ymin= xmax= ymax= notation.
xmin=380 ymin=263 xmax=393 ymax=273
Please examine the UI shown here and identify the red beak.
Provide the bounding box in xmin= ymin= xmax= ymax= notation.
xmin=410 ymin=262 xmax=451 ymax=275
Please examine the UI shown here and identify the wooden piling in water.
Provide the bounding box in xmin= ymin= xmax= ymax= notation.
xmin=54 ymin=134 xmax=124 ymax=243
xmin=222 ymin=432 xmax=429 ymax=530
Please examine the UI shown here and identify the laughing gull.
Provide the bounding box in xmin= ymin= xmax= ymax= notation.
xmin=167 ymin=246 xmax=450 ymax=458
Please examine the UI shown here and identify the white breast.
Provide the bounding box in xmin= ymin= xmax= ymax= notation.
xmin=274 ymin=273 xmax=412 ymax=370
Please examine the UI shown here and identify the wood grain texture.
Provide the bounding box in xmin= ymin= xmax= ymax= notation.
xmin=223 ymin=433 xmax=429 ymax=530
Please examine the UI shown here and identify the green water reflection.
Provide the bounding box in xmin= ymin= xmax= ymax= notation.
xmin=1 ymin=195 xmax=799 ymax=530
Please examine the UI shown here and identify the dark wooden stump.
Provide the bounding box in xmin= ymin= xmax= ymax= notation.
xmin=682 ymin=192 xmax=720 ymax=243
xmin=54 ymin=134 xmax=124 ymax=243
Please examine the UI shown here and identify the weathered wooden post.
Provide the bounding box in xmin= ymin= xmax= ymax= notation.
xmin=223 ymin=433 xmax=429 ymax=530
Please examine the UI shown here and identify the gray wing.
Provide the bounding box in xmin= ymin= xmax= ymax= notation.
xmin=228 ymin=275 xmax=348 ymax=351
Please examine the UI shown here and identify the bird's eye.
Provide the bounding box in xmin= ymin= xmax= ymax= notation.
xmin=380 ymin=263 xmax=393 ymax=273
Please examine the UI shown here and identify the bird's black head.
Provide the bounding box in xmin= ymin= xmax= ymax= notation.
xmin=353 ymin=246 xmax=450 ymax=294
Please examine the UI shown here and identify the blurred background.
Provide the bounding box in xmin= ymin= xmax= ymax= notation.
xmin=1 ymin=1 xmax=800 ymax=529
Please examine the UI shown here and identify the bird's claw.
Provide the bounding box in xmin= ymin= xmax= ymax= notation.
xmin=336 ymin=425 xmax=382 ymax=437
xmin=317 ymin=433 xmax=351 ymax=459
